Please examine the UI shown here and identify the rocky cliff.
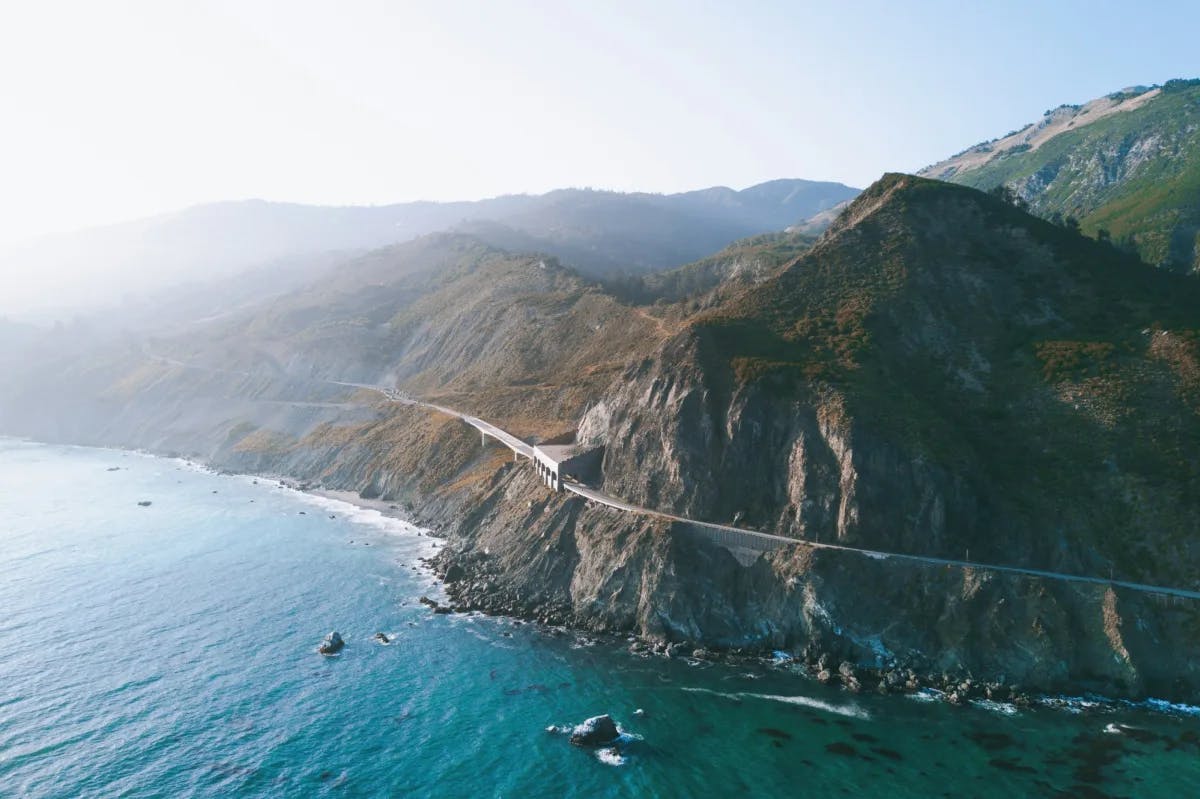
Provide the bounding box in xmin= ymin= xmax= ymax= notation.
xmin=4 ymin=175 xmax=1200 ymax=701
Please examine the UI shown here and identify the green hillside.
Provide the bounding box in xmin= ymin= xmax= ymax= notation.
xmin=928 ymin=80 xmax=1200 ymax=272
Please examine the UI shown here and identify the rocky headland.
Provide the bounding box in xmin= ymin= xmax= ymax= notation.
xmin=3 ymin=175 xmax=1200 ymax=704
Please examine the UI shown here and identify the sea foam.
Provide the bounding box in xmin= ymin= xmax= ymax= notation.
xmin=681 ymin=686 xmax=870 ymax=719
xmin=284 ymin=488 xmax=434 ymax=540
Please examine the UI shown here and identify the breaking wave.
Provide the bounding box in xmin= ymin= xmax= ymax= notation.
xmin=681 ymin=686 xmax=870 ymax=719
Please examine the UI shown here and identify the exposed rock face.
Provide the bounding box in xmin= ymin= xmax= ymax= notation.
xmin=585 ymin=177 xmax=1200 ymax=590
xmin=3 ymin=174 xmax=1199 ymax=702
xmin=569 ymin=715 xmax=620 ymax=747
xmin=426 ymin=177 xmax=1200 ymax=699
xmin=318 ymin=631 xmax=345 ymax=655
xmin=924 ymin=80 xmax=1200 ymax=272
xmin=429 ymin=465 xmax=1197 ymax=698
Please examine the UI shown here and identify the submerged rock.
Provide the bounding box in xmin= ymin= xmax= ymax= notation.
xmin=374 ymin=633 xmax=390 ymax=644
xmin=137 ymin=500 xmax=152 ymax=507
xmin=569 ymin=714 xmax=620 ymax=747
xmin=318 ymin=631 xmax=345 ymax=655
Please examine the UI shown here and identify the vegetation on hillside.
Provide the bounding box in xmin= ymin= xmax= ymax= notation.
xmin=944 ymin=82 xmax=1200 ymax=272
xmin=613 ymin=174 xmax=1200 ymax=582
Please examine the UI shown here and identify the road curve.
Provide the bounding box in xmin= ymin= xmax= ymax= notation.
xmin=148 ymin=355 xmax=1200 ymax=601
xmin=380 ymin=388 xmax=1200 ymax=600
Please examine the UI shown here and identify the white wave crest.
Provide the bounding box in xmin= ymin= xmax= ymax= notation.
xmin=906 ymin=688 xmax=943 ymax=703
xmin=969 ymin=698 xmax=1019 ymax=715
xmin=1142 ymin=698 xmax=1200 ymax=717
xmin=596 ymin=747 xmax=626 ymax=766
xmin=289 ymin=490 xmax=435 ymax=540
xmin=681 ymin=686 xmax=869 ymax=719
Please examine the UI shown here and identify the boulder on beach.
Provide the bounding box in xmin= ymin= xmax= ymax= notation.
xmin=569 ymin=715 xmax=620 ymax=747
xmin=318 ymin=632 xmax=345 ymax=655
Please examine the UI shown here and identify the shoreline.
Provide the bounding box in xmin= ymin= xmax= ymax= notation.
xmin=306 ymin=487 xmax=419 ymax=522
xmin=4 ymin=435 xmax=1199 ymax=717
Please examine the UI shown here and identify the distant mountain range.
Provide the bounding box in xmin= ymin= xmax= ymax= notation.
xmin=5 ymin=79 xmax=1200 ymax=699
xmin=922 ymin=78 xmax=1200 ymax=272
xmin=0 ymin=179 xmax=858 ymax=319
xmin=6 ymin=171 xmax=1200 ymax=697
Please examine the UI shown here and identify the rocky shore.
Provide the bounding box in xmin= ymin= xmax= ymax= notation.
xmin=423 ymin=551 xmax=1034 ymax=708
xmin=7 ymin=394 xmax=1199 ymax=705
xmin=408 ymin=553 xmax=1199 ymax=715
xmin=247 ymin=445 xmax=1200 ymax=708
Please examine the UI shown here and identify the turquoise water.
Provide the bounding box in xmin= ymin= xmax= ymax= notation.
xmin=1 ymin=440 xmax=1199 ymax=798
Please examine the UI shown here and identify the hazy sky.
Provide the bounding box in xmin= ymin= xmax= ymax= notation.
xmin=1 ymin=0 xmax=1197 ymax=245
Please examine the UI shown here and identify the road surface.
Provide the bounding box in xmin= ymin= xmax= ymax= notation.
xmin=148 ymin=354 xmax=1200 ymax=600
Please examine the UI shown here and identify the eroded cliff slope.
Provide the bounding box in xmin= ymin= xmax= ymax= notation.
xmin=3 ymin=176 xmax=1199 ymax=699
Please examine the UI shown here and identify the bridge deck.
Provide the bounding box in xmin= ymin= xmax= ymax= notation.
xmin=147 ymin=356 xmax=1200 ymax=601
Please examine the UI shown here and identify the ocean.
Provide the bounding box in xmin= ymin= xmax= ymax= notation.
xmin=1 ymin=438 xmax=1198 ymax=798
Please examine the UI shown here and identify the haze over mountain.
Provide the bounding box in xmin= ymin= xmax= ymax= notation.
xmin=0 ymin=178 xmax=857 ymax=320
xmin=5 ymin=171 xmax=1200 ymax=698
xmin=923 ymin=78 xmax=1200 ymax=272
xmin=11 ymin=4 xmax=1200 ymax=792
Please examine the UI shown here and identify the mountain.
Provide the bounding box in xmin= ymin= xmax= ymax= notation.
xmin=921 ymin=79 xmax=1200 ymax=272
xmin=549 ymin=174 xmax=1200 ymax=694
xmin=0 ymin=231 xmax=673 ymax=451
xmin=0 ymin=179 xmax=858 ymax=319
xmin=588 ymin=174 xmax=1200 ymax=577
xmin=5 ymin=173 xmax=1199 ymax=698
xmin=602 ymin=229 xmax=817 ymax=305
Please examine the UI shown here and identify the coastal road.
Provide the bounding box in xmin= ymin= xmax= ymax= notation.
xmin=146 ymin=354 xmax=1200 ymax=601
xmin=378 ymin=388 xmax=1200 ymax=600
xmin=564 ymin=480 xmax=1200 ymax=600
xmin=382 ymin=390 xmax=535 ymax=459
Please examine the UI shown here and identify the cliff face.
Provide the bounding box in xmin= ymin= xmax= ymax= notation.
xmin=417 ymin=177 xmax=1200 ymax=699
xmin=4 ymin=175 xmax=1200 ymax=700
xmin=433 ymin=472 xmax=1199 ymax=698
xmin=579 ymin=176 xmax=1200 ymax=587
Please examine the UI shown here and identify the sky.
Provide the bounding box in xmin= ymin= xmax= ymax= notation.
xmin=1 ymin=0 xmax=1198 ymax=246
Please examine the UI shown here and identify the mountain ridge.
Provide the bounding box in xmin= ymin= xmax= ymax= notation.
xmin=4 ymin=172 xmax=1200 ymax=698
xmin=0 ymin=178 xmax=859 ymax=320
xmin=922 ymin=78 xmax=1200 ymax=272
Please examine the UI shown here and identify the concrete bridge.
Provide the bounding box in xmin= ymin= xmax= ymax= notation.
xmin=148 ymin=356 xmax=1200 ymax=601
xmin=378 ymin=388 xmax=1200 ymax=600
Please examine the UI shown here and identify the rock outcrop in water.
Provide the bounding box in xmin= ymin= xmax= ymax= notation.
xmin=3 ymin=175 xmax=1200 ymax=701
xmin=318 ymin=632 xmax=345 ymax=655
xmin=568 ymin=715 xmax=620 ymax=747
